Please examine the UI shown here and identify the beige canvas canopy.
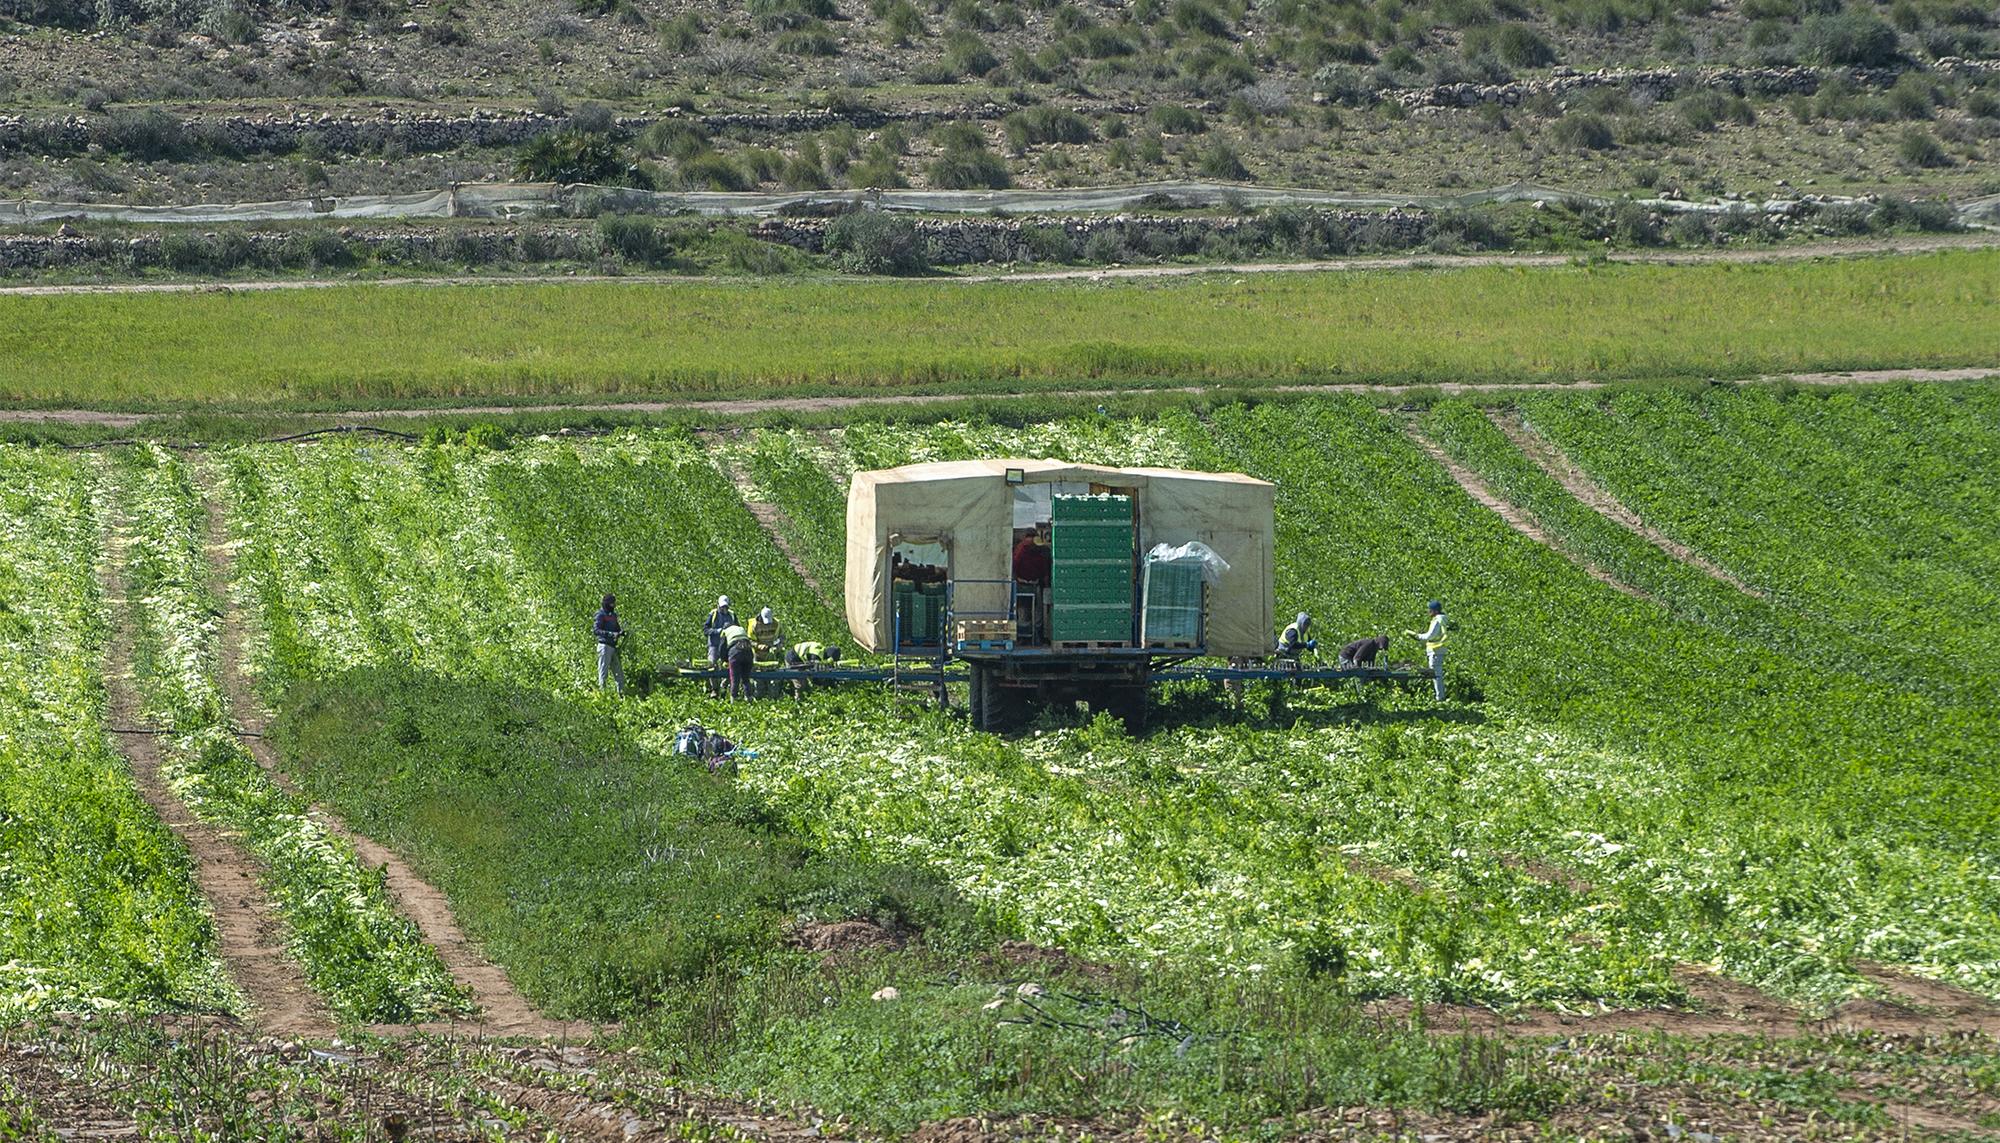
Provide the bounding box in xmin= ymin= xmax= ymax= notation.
xmin=845 ymin=459 xmax=1275 ymax=656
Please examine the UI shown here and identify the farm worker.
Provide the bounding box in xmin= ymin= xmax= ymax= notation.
xmin=785 ymin=642 xmax=842 ymax=697
xmin=1276 ymin=613 xmax=1317 ymax=661
xmin=785 ymin=642 xmax=842 ymax=667
xmin=722 ymin=623 xmax=755 ymax=701
xmin=1339 ymin=634 xmax=1391 ymax=669
xmin=1405 ymin=600 xmax=1449 ymax=701
xmin=594 ymin=594 xmax=625 ymax=695
xmin=704 ymin=595 xmax=737 ymax=664
xmin=748 ymin=607 xmax=782 ymax=656
xmin=1012 ymin=529 xmax=1052 ymax=586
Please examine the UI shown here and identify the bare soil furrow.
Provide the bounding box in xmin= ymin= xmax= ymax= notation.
xmin=712 ymin=446 xmax=834 ymax=608
xmin=2 ymin=367 xmax=1997 ymax=431
xmin=1491 ymin=408 xmax=1765 ymax=597
xmin=195 ymin=467 xmax=592 ymax=1040
xmin=1401 ymin=422 xmax=1657 ymax=603
xmin=99 ymin=513 xmax=332 ymax=1041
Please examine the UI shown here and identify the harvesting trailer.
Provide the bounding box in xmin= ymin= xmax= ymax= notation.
xmin=844 ymin=458 xmax=1415 ymax=731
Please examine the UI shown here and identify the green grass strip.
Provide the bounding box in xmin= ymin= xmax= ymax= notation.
xmin=0 ymin=251 xmax=1994 ymax=408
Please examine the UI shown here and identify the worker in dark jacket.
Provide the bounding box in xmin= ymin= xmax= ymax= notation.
xmin=722 ymin=623 xmax=755 ymax=701
xmin=703 ymin=595 xmax=737 ymax=664
xmin=1339 ymin=634 xmax=1391 ymax=668
xmin=594 ymin=594 xmax=625 ymax=694
xmin=1276 ymin=612 xmax=1317 ymax=661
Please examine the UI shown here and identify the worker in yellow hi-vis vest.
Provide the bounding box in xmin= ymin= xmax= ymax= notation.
xmin=1404 ymin=600 xmax=1449 ymax=701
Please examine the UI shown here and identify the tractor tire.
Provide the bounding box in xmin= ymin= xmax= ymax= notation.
xmin=972 ymin=662 xmax=1027 ymax=733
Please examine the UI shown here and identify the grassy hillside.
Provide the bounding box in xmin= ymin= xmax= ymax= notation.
xmin=3 ymin=0 xmax=1998 ymax=207
xmin=0 ymin=250 xmax=1995 ymax=406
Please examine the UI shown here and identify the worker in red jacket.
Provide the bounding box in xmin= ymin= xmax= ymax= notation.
xmin=1013 ymin=530 xmax=1052 ymax=585
xmin=1012 ymin=527 xmax=1052 ymax=641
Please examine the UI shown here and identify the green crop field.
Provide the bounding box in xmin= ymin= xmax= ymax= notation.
xmin=0 ymin=252 xmax=1996 ymax=408
xmin=4 ymin=377 xmax=2000 ymax=1135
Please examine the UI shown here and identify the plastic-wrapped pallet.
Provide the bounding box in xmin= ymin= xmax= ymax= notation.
xmin=1142 ymin=541 xmax=1229 ymax=648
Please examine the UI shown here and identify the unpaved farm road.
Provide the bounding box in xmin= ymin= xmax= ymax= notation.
xmin=0 ymin=230 xmax=1992 ymax=298
xmin=2 ymin=367 xmax=1994 ymax=430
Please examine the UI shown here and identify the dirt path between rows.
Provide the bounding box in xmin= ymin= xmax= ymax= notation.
xmin=99 ymin=503 xmax=333 ymax=1040
xmin=1490 ymin=409 xmax=1767 ymax=598
xmin=1401 ymin=421 xmax=1656 ymax=603
xmin=1 ymin=230 xmax=1993 ymax=300
xmin=710 ymin=446 xmax=833 ymax=608
xmin=195 ymin=469 xmax=591 ymax=1041
xmin=8 ymin=367 xmax=1997 ymax=433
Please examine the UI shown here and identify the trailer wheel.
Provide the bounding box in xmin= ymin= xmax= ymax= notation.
xmin=1090 ymin=684 xmax=1148 ymax=735
xmin=971 ymin=662 xmax=1026 ymax=733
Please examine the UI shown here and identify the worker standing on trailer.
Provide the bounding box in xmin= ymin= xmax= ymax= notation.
xmin=704 ymin=595 xmax=737 ymax=665
xmin=1405 ymin=600 xmax=1449 ymax=701
xmin=1012 ymin=525 xmax=1052 ymax=641
xmin=1276 ymin=613 xmax=1317 ymax=662
xmin=1338 ymin=633 xmax=1391 ymax=669
xmin=722 ymin=623 xmax=755 ymax=701
xmin=594 ymin=594 xmax=625 ymax=695
xmin=749 ymin=607 xmax=782 ymax=657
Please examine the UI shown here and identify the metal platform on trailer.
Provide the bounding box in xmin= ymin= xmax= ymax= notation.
xmin=667 ymin=652 xmax=1423 ymax=732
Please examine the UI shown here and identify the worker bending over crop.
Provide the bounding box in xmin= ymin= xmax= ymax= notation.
xmin=785 ymin=641 xmax=843 ymax=697
xmin=1339 ymin=634 xmax=1391 ymax=669
xmin=785 ymin=642 xmax=842 ymax=668
xmin=1276 ymin=613 xmax=1317 ymax=662
xmin=594 ymin=594 xmax=625 ymax=695
xmin=749 ymin=607 xmax=782 ymax=657
xmin=1404 ymin=600 xmax=1449 ymax=701
xmin=722 ymin=622 xmax=755 ymax=701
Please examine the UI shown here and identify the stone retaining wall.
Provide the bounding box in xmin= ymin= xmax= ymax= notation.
xmin=3 ymin=59 xmax=1993 ymax=158
xmin=1385 ymin=58 xmax=2000 ymax=110
xmin=751 ymin=209 xmax=1434 ymax=262
xmin=0 ymin=209 xmax=1439 ymax=270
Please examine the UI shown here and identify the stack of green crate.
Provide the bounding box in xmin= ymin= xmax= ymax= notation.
xmin=915 ymin=582 xmax=945 ymax=643
xmin=1141 ymin=556 xmax=1205 ymax=646
xmin=1051 ymin=493 xmax=1135 ymax=645
xmin=892 ymin=581 xmax=917 ymax=645
xmin=892 ymin=580 xmax=945 ymax=645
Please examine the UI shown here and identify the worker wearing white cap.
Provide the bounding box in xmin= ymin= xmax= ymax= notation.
xmin=748 ymin=606 xmax=782 ymax=657
xmin=704 ymin=595 xmax=737 ymax=665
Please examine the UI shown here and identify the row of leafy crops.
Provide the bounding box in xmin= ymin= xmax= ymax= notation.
xmin=208 ymin=395 xmax=2000 ymax=1013
xmin=221 ymin=432 xmax=836 ymax=692
xmin=116 ymin=447 xmax=467 ymax=1024
xmin=0 ymin=450 xmax=229 ymax=1017
xmin=218 ymin=434 xmax=913 ymax=1015
xmin=1511 ymin=385 xmax=2000 ymax=710
xmin=729 ymin=396 xmax=2000 ymax=1007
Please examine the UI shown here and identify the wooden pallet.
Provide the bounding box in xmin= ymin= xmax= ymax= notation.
xmin=956 ymin=639 xmax=1016 ymax=651
xmin=1144 ymin=639 xmax=1201 ymax=651
xmin=1053 ymin=640 xmax=1131 ymax=650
